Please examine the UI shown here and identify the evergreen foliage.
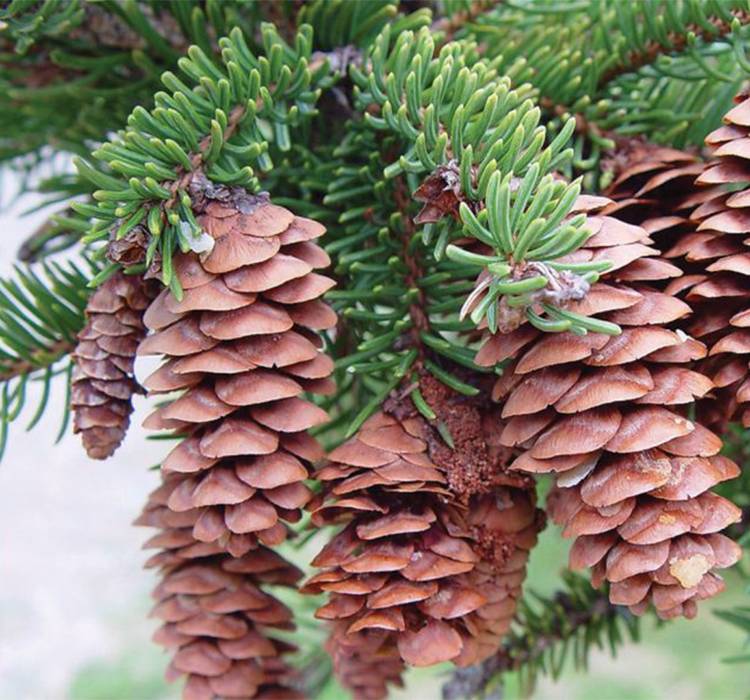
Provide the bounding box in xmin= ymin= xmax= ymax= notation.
xmin=2 ymin=1 xmax=750 ymax=698
xmin=0 ymin=256 xmax=98 ymax=458
xmin=463 ymin=0 xmax=750 ymax=186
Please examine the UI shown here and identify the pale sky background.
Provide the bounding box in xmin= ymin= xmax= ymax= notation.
xmin=0 ymin=187 xmax=172 ymax=699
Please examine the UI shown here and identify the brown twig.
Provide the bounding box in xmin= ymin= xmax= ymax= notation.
xmin=392 ymin=175 xmax=430 ymax=369
xmin=432 ymin=0 xmax=503 ymax=49
xmin=0 ymin=338 xmax=75 ymax=382
xmin=598 ymin=9 xmax=750 ymax=87
xmin=442 ymin=587 xmax=621 ymax=699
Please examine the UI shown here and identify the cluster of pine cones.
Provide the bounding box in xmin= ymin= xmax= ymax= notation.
xmin=69 ymin=94 xmax=750 ymax=698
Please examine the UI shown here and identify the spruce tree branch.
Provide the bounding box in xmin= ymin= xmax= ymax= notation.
xmin=458 ymin=3 xmax=750 ymax=152
xmin=498 ymin=592 xmax=615 ymax=670
xmin=0 ymin=256 xmax=92 ymax=459
xmin=442 ymin=583 xmax=627 ymax=699
xmin=0 ymin=258 xmax=92 ymax=385
xmin=0 ymin=339 xmax=75 ymax=382
xmin=164 ymin=102 xmax=248 ymax=209
xmin=432 ymin=0 xmax=503 ymax=47
xmin=597 ymin=8 xmax=750 ymax=88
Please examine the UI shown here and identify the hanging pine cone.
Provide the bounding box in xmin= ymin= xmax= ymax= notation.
xmin=476 ymin=197 xmax=742 ymax=619
xmin=72 ymin=271 xmax=154 ymax=459
xmin=137 ymin=184 xmax=335 ymax=558
xmin=306 ymin=410 xmax=483 ymax=674
xmin=135 ymin=479 xmax=305 ymax=699
xmin=325 ymin=624 xmax=405 ymax=700
xmin=678 ymin=93 xmax=750 ymax=429
xmin=600 ymin=136 xmax=741 ymax=430
xmin=304 ymin=378 xmax=542 ymax=695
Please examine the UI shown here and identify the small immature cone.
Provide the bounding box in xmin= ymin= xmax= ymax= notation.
xmin=137 ymin=183 xmax=335 ymax=558
xmin=477 ymin=197 xmax=742 ymax=619
xmin=135 ymin=481 xmax=304 ymax=699
xmin=72 ymin=271 xmax=153 ymax=459
xmin=305 ymin=387 xmax=541 ymax=697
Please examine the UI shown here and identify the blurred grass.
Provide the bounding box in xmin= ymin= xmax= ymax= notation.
xmin=68 ymin=650 xmax=178 ymax=700
xmin=67 ymin=522 xmax=749 ymax=700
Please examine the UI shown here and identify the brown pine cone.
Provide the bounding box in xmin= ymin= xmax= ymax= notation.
xmin=137 ymin=187 xmax=335 ymax=558
xmin=325 ymin=624 xmax=405 ymax=700
xmin=304 ymin=390 xmax=541 ymax=687
xmin=604 ymin=131 xmax=746 ymax=432
xmin=681 ymin=94 xmax=750 ymax=428
xmin=135 ymin=480 xmax=305 ymax=699
xmin=72 ymin=271 xmax=154 ymax=459
xmin=477 ymin=197 xmax=742 ymax=620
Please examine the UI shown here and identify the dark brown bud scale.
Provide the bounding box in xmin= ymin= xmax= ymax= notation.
xmin=413 ymin=160 xmax=479 ymax=225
